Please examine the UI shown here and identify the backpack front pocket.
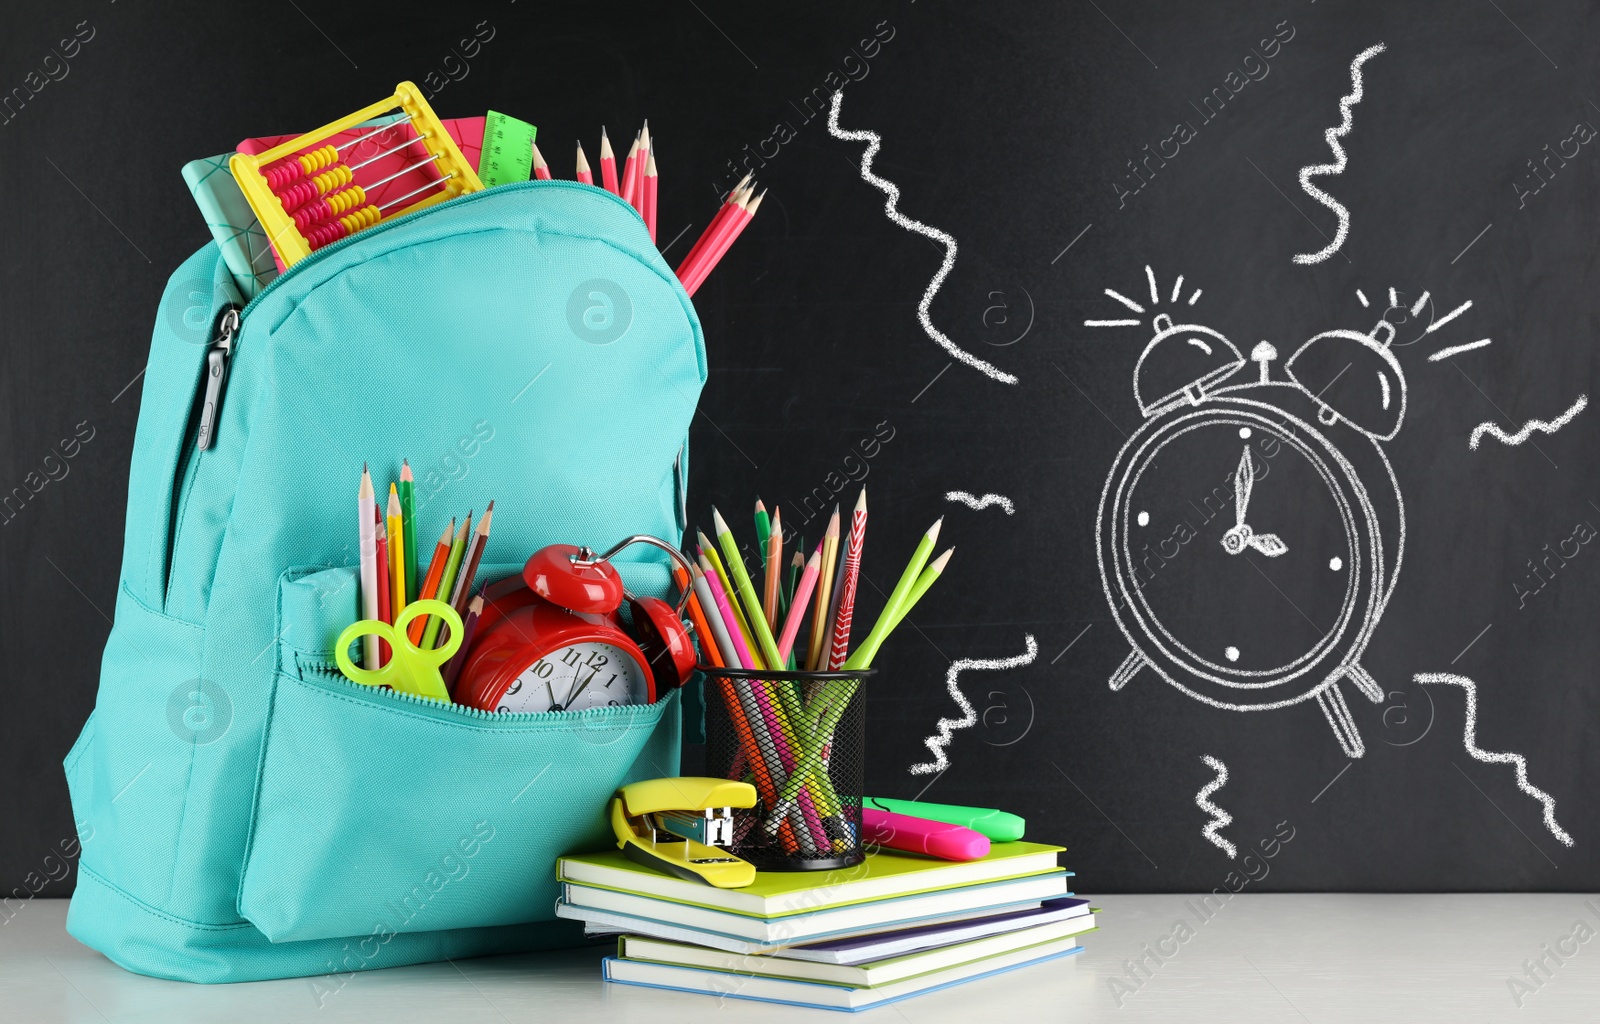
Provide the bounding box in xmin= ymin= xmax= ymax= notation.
xmin=239 ymin=566 xmax=681 ymax=944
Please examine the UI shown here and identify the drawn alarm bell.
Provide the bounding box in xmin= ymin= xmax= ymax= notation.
xmin=1098 ymin=311 xmax=1408 ymax=758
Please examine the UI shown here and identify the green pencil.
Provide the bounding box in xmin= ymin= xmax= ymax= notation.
xmin=754 ymin=498 xmax=770 ymax=570
xmin=399 ymin=461 xmax=418 ymax=603
xmin=844 ymin=517 xmax=942 ymax=671
xmin=712 ymin=507 xmax=785 ymax=672
xmin=887 ymin=547 xmax=954 ymax=632
xmin=421 ymin=512 xmax=471 ymax=650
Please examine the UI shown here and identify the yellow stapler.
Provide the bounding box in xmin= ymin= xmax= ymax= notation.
xmin=610 ymin=777 xmax=758 ymax=888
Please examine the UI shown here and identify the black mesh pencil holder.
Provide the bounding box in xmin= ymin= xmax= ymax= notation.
xmin=702 ymin=667 xmax=874 ymax=871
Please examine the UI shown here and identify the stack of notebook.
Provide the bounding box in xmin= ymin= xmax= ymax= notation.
xmin=555 ymin=841 xmax=1095 ymax=1011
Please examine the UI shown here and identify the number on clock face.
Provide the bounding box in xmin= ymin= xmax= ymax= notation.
xmin=497 ymin=642 xmax=648 ymax=713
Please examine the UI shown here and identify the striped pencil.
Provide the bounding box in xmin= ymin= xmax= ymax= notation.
xmin=531 ymin=142 xmax=551 ymax=181
xmin=825 ymin=488 xmax=869 ymax=670
xmin=599 ymin=128 xmax=619 ymax=194
xmin=684 ymin=189 xmax=764 ymax=296
xmin=575 ymin=141 xmax=593 ymax=186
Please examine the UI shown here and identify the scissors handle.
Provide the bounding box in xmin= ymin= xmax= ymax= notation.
xmin=334 ymin=599 xmax=462 ymax=700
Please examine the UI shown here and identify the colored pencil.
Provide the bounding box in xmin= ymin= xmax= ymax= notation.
xmin=786 ymin=549 xmax=803 ymax=615
xmin=682 ymin=565 xmax=726 ymax=670
xmin=399 ymin=461 xmax=418 ymax=603
xmin=422 ymin=512 xmax=471 ymax=650
xmin=386 ymin=485 xmax=406 ymax=617
xmin=698 ymin=529 xmax=757 ymax=658
xmin=888 ymin=547 xmax=954 ymax=631
xmin=643 ymin=149 xmax=658 ymax=242
xmin=599 ymin=128 xmax=619 ymax=194
xmin=678 ymin=187 xmax=749 ymax=289
xmin=619 ymin=133 xmax=640 ymax=208
xmin=358 ymin=465 xmax=380 ymax=668
xmin=825 ymin=488 xmax=869 ymax=670
xmin=808 ymin=506 xmax=841 ymax=670
xmin=845 ymin=517 xmax=942 ymax=671
xmin=762 ymin=506 xmax=783 ymax=630
xmin=531 ymin=142 xmax=551 ymax=181
xmin=575 ymin=141 xmax=593 ymax=186
xmin=678 ymin=176 xmax=751 ymax=277
xmin=441 ymin=593 xmax=483 ymax=695
xmin=632 ymin=123 xmax=651 ymax=216
xmin=753 ymin=498 xmax=770 ymax=558
xmin=442 ymin=501 xmax=493 ymax=644
xmin=684 ymin=189 xmax=763 ymax=296
xmin=700 ymin=557 xmax=757 ymax=671
xmin=375 ymin=515 xmax=391 ymax=665
xmin=776 ymin=545 xmax=823 ymax=663
xmin=407 ymin=520 xmax=455 ymax=645
xmin=711 ymin=508 xmax=793 ymax=715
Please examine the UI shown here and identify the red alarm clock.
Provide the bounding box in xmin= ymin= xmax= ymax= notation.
xmin=454 ymin=535 xmax=699 ymax=714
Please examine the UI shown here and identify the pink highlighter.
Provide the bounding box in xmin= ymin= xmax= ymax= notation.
xmin=861 ymin=808 xmax=991 ymax=861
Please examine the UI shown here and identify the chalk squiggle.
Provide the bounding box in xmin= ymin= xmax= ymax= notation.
xmin=1415 ymin=673 xmax=1574 ymax=846
xmin=1196 ymin=755 xmax=1237 ymax=859
xmin=945 ymin=491 xmax=1016 ymax=514
xmin=1469 ymin=394 xmax=1587 ymax=450
xmin=909 ymin=635 xmax=1039 ymax=775
xmin=826 ymin=91 xmax=1019 ymax=384
xmin=1292 ymin=43 xmax=1387 ymax=265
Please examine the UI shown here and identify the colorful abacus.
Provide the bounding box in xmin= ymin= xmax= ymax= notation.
xmin=230 ymin=83 xmax=483 ymax=267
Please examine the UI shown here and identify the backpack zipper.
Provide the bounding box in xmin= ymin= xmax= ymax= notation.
xmin=179 ymin=180 xmax=653 ymax=454
xmin=165 ymin=303 xmax=241 ymax=606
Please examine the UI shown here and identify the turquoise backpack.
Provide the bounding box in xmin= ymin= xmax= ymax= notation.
xmin=62 ymin=181 xmax=705 ymax=984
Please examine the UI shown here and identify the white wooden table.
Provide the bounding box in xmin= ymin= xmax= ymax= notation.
xmin=4 ymin=894 xmax=1596 ymax=1022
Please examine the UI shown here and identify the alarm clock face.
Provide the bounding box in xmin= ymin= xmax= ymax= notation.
xmin=497 ymin=641 xmax=651 ymax=713
xmin=1101 ymin=393 xmax=1386 ymax=708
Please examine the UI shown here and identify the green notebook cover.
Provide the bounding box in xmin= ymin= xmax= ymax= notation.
xmin=559 ymin=841 xmax=1064 ymax=919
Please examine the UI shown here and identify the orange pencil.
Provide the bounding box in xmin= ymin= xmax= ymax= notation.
xmin=643 ymin=150 xmax=658 ymax=243
xmin=685 ymin=189 xmax=763 ymax=296
xmin=677 ymin=181 xmax=748 ymax=282
xmin=575 ymin=141 xmax=594 ymax=186
xmin=599 ymin=127 xmax=619 ymax=194
xmin=762 ymin=506 xmax=783 ymax=630
xmin=531 ymin=142 xmax=551 ymax=181
xmin=406 ymin=520 xmax=456 ymax=645
xmin=672 ymin=564 xmax=723 ymax=670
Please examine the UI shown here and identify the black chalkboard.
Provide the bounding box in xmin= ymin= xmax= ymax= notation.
xmin=2 ymin=0 xmax=1594 ymax=898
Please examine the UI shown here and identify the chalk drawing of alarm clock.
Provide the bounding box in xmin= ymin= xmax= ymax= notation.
xmin=1096 ymin=309 xmax=1410 ymax=758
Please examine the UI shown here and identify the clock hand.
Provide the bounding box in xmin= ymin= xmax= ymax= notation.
xmin=565 ymin=664 xmax=601 ymax=708
xmin=1221 ymin=445 xmax=1256 ymax=555
xmin=1247 ymin=532 xmax=1289 ymax=557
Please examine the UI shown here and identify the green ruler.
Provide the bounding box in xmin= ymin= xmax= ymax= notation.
xmin=479 ymin=110 xmax=537 ymax=188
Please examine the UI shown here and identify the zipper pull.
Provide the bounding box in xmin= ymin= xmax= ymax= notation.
xmin=196 ymin=306 xmax=240 ymax=451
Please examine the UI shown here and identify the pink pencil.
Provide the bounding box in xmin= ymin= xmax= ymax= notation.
xmin=678 ymin=188 xmax=749 ymax=290
xmin=575 ymin=141 xmax=593 ymax=186
xmin=676 ymin=178 xmax=748 ymax=281
xmin=619 ymin=132 xmax=641 ymax=208
xmin=631 ymin=122 xmax=651 ymax=215
xmin=684 ymin=189 xmax=763 ymax=296
xmin=699 ymin=553 xmax=758 ymax=670
xmin=643 ymin=150 xmax=658 ymax=243
xmin=775 ymin=544 xmax=822 ymax=663
xmin=599 ymin=128 xmax=619 ymax=195
xmin=531 ymin=142 xmax=551 ymax=181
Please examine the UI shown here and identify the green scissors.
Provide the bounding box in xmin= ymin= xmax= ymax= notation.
xmin=334 ymin=599 xmax=463 ymax=702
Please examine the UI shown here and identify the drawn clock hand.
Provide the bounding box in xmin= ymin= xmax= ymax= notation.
xmin=1219 ymin=446 xmax=1288 ymax=557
